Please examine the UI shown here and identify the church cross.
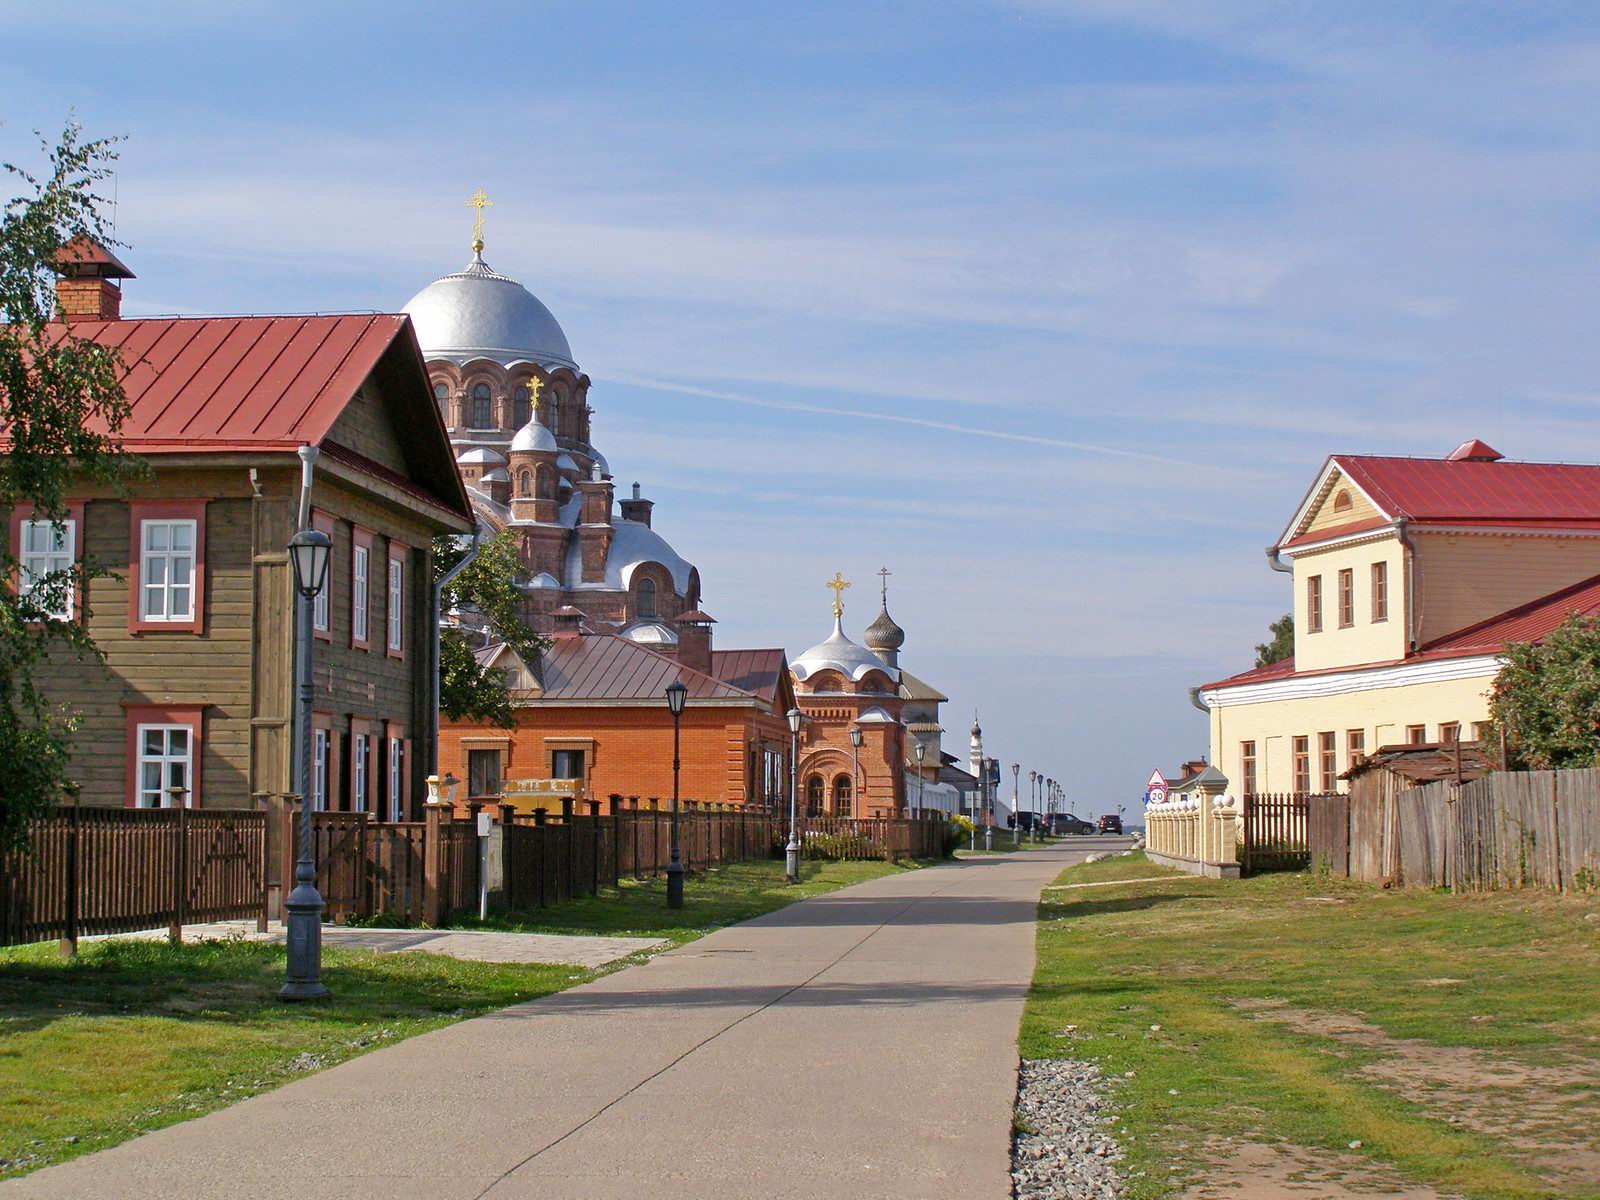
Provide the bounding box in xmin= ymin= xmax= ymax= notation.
xmin=525 ymin=374 xmax=544 ymax=412
xmin=877 ymin=566 xmax=891 ymax=606
xmin=465 ymin=188 xmax=494 ymax=252
xmin=826 ymin=572 xmax=851 ymax=619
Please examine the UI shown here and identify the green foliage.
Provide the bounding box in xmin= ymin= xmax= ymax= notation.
xmin=944 ymin=814 xmax=974 ymax=855
xmin=1487 ymin=612 xmax=1600 ymax=770
xmin=1254 ymin=611 xmax=1293 ymax=667
xmin=0 ymin=123 xmax=141 ymax=848
xmin=433 ymin=528 xmax=550 ymax=726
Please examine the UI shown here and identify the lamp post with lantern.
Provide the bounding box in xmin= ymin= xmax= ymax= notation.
xmin=913 ymin=741 xmax=926 ymax=816
xmin=1011 ymin=762 xmax=1020 ymax=847
xmin=786 ymin=708 xmax=803 ymax=883
xmin=665 ymin=679 xmax=688 ymax=909
xmin=848 ymin=724 xmax=862 ymax=818
xmin=280 ymin=526 xmax=332 ymax=1002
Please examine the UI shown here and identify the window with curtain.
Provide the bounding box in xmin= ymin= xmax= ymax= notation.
xmin=140 ymin=519 xmax=197 ymax=622
xmin=136 ymin=725 xmax=192 ymax=808
xmin=467 ymin=749 xmax=502 ymax=798
xmin=19 ymin=517 xmax=75 ymax=620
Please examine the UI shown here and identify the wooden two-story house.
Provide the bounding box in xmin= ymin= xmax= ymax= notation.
xmin=14 ymin=246 xmax=473 ymax=814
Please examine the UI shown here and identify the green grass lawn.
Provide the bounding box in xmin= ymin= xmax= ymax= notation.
xmin=0 ymin=855 xmax=919 ymax=1180
xmin=454 ymin=855 xmax=928 ymax=947
xmin=0 ymin=938 xmax=584 ymax=1180
xmin=1022 ymin=854 xmax=1600 ymax=1200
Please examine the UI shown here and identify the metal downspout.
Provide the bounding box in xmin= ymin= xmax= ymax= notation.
xmin=1395 ymin=516 xmax=1417 ymax=653
xmin=429 ymin=525 xmax=482 ymax=774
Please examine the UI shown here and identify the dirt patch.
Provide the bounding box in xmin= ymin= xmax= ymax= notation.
xmin=1182 ymin=1141 xmax=1446 ymax=1199
xmin=1235 ymin=999 xmax=1600 ymax=1190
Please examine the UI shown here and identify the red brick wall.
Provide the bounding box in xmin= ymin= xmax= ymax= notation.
xmin=439 ymin=702 xmax=789 ymax=807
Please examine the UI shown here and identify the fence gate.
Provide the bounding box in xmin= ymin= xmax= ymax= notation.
xmin=1242 ymin=792 xmax=1312 ymax=875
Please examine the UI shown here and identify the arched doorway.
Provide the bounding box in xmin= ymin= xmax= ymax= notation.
xmin=832 ymin=774 xmax=853 ymax=817
xmin=805 ymin=775 xmax=824 ymax=817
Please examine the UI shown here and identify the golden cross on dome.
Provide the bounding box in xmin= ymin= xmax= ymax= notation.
xmin=465 ymin=188 xmax=493 ymax=253
xmin=526 ymin=374 xmax=544 ymax=410
xmin=826 ymin=572 xmax=851 ymax=619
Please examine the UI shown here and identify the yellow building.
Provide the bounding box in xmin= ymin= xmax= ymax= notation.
xmin=1195 ymin=440 xmax=1600 ymax=794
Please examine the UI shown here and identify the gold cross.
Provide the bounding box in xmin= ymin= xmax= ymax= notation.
xmin=465 ymin=188 xmax=493 ymax=253
xmin=826 ymin=572 xmax=851 ymax=619
xmin=525 ymin=375 xmax=544 ymax=410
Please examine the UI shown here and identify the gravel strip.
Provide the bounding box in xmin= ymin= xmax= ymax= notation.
xmin=1012 ymin=1058 xmax=1124 ymax=1199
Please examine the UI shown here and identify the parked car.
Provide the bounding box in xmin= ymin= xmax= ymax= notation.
xmin=1048 ymin=813 xmax=1096 ymax=836
xmin=1098 ymin=815 xmax=1123 ymax=835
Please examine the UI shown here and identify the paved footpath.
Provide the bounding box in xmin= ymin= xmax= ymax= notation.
xmin=5 ymin=843 xmax=1091 ymax=1200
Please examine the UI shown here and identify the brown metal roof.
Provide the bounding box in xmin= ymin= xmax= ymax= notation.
xmin=1341 ymin=742 xmax=1491 ymax=784
xmin=539 ymin=635 xmax=755 ymax=702
xmin=898 ymin=669 xmax=948 ymax=703
xmin=55 ymin=235 xmax=134 ymax=278
xmin=710 ymin=648 xmax=788 ymax=704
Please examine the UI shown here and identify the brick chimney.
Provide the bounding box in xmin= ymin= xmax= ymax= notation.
xmin=619 ymin=481 xmax=654 ymax=528
xmin=53 ymin=236 xmax=133 ymax=323
xmin=551 ymin=606 xmax=586 ymax=639
xmin=676 ymin=608 xmax=715 ymax=676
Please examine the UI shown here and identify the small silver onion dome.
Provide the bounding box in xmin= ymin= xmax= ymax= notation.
xmin=510 ymin=419 xmax=558 ymax=454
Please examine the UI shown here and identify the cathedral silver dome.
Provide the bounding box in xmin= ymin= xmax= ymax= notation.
xmin=403 ymin=253 xmax=578 ymax=371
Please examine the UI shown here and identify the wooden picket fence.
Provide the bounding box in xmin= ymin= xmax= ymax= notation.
xmin=799 ymin=814 xmax=945 ymax=861
xmin=1310 ymin=768 xmax=1600 ymax=892
xmin=1240 ymin=792 xmax=1313 ymax=875
xmin=0 ymin=805 xmax=268 ymax=950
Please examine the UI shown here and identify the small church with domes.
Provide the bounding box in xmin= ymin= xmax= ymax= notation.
xmin=403 ymin=204 xmax=702 ymax=645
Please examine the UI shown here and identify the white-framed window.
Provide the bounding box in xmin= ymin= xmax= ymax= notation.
xmin=140 ymin=519 xmax=197 ymax=621
xmin=137 ymin=724 xmax=193 ymax=808
xmin=312 ymin=727 xmax=330 ymax=811
xmin=19 ymin=517 xmax=75 ymax=620
xmin=313 ymin=565 xmax=330 ymax=633
xmin=388 ymin=737 xmax=404 ymax=822
xmin=352 ymin=544 xmax=369 ymax=643
xmin=387 ymin=555 xmax=403 ymax=651
xmin=352 ymin=732 xmax=369 ymax=812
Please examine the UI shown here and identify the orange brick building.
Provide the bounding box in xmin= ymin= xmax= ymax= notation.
xmin=438 ymin=621 xmax=794 ymax=809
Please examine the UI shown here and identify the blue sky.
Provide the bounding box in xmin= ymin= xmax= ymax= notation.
xmin=7 ymin=2 xmax=1600 ymax=813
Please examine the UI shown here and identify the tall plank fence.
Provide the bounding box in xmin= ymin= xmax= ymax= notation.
xmin=1309 ymin=768 xmax=1600 ymax=892
xmin=3 ymin=798 xmax=951 ymax=949
xmin=0 ymin=806 xmax=267 ymax=951
xmin=1240 ymin=792 xmax=1313 ymax=875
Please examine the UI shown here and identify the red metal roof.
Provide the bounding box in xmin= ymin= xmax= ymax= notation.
xmin=538 ymin=636 xmax=757 ymax=703
xmin=1202 ymin=573 xmax=1600 ymax=693
xmin=710 ymin=648 xmax=789 ymax=704
xmin=1418 ymin=571 xmax=1600 ymax=657
xmin=1335 ymin=454 xmax=1600 ymax=527
xmin=44 ymin=314 xmax=408 ymax=452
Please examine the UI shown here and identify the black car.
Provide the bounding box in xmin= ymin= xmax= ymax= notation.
xmin=1098 ymin=815 xmax=1123 ymax=835
xmin=1048 ymin=813 xmax=1096 ymax=836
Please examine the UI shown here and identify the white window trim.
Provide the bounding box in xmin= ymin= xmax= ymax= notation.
xmin=312 ymin=728 xmax=330 ymax=812
xmin=353 ymin=733 xmax=368 ymax=813
xmin=388 ymin=737 xmax=404 ymax=823
xmin=313 ymin=567 xmax=330 ymax=632
xmin=19 ymin=517 xmax=76 ymax=620
xmin=387 ymin=555 xmax=403 ymax=651
xmin=352 ymin=544 xmax=370 ymax=643
xmin=136 ymin=723 xmax=194 ymax=808
xmin=140 ymin=518 xmax=198 ymax=622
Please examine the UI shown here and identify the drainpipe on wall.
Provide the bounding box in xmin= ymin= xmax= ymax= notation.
xmin=1395 ymin=516 xmax=1417 ymax=653
xmin=429 ymin=525 xmax=482 ymax=774
xmin=1188 ymin=685 xmax=1208 ymax=713
xmin=1265 ymin=544 xmax=1292 ymax=574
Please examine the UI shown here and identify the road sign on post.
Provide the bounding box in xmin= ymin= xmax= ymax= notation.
xmin=1145 ymin=769 xmax=1168 ymax=807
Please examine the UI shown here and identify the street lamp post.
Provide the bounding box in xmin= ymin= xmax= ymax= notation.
xmin=664 ymin=680 xmax=687 ymax=910
xmin=786 ymin=708 xmax=803 ymax=883
xmin=280 ymin=527 xmax=332 ymax=1002
xmin=984 ymin=758 xmax=994 ymax=851
xmin=849 ymin=724 xmax=862 ymax=818
xmin=913 ymin=741 xmax=926 ymax=816
xmin=1011 ymin=762 xmax=1020 ymax=847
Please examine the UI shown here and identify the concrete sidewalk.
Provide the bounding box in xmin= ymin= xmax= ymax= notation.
xmin=4 ymin=845 xmax=1085 ymax=1200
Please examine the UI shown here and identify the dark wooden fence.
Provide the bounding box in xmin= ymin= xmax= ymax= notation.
xmin=1240 ymin=792 xmax=1313 ymax=875
xmin=1310 ymin=769 xmax=1600 ymax=892
xmin=0 ymin=806 xmax=268 ymax=951
xmin=3 ymin=797 xmax=948 ymax=949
